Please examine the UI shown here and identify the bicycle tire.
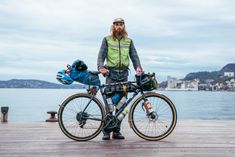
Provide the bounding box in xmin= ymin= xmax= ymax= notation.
xmin=58 ymin=93 xmax=105 ymax=141
xmin=129 ymin=92 xmax=177 ymax=141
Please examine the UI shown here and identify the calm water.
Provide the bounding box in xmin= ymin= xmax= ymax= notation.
xmin=0 ymin=89 xmax=235 ymax=122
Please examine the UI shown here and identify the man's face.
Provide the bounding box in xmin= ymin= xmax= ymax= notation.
xmin=114 ymin=22 xmax=124 ymax=32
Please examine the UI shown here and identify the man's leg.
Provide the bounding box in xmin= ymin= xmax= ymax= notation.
xmin=112 ymin=77 xmax=128 ymax=140
xmin=112 ymin=108 xmax=125 ymax=139
xmin=102 ymin=77 xmax=114 ymax=140
xmin=102 ymin=76 xmax=127 ymax=140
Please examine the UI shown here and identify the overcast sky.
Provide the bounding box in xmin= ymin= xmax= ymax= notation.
xmin=0 ymin=0 xmax=235 ymax=83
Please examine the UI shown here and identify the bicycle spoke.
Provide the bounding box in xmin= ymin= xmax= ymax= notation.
xmin=58 ymin=94 xmax=104 ymax=141
xmin=130 ymin=93 xmax=177 ymax=140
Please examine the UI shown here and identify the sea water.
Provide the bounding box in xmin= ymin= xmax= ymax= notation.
xmin=0 ymin=89 xmax=234 ymax=122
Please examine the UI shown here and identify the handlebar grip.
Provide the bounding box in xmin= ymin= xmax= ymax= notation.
xmin=135 ymin=74 xmax=142 ymax=85
xmin=102 ymin=71 xmax=110 ymax=77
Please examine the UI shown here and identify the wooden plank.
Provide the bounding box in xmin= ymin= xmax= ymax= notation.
xmin=0 ymin=120 xmax=235 ymax=157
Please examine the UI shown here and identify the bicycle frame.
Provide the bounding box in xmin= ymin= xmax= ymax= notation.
xmin=101 ymin=83 xmax=139 ymax=118
xmin=82 ymin=80 xmax=146 ymax=122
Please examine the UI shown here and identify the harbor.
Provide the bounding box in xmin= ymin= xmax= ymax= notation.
xmin=1 ymin=0 xmax=235 ymax=157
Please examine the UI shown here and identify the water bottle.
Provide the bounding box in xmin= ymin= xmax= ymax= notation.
xmin=143 ymin=100 xmax=154 ymax=114
xmin=116 ymin=96 xmax=127 ymax=110
xmin=106 ymin=98 xmax=114 ymax=112
xmin=118 ymin=108 xmax=128 ymax=121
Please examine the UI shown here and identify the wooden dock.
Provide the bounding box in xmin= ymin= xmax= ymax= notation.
xmin=0 ymin=120 xmax=235 ymax=157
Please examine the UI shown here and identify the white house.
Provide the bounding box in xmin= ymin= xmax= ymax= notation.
xmin=167 ymin=76 xmax=178 ymax=89
xmin=224 ymin=72 xmax=234 ymax=77
xmin=166 ymin=76 xmax=199 ymax=91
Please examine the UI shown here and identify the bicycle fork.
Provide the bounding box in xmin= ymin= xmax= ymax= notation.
xmin=141 ymin=92 xmax=158 ymax=120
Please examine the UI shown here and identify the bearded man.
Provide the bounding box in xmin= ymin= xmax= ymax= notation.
xmin=97 ymin=18 xmax=143 ymax=140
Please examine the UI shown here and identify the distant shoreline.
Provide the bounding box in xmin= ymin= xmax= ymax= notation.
xmin=0 ymin=87 xmax=85 ymax=89
xmin=0 ymin=88 xmax=234 ymax=92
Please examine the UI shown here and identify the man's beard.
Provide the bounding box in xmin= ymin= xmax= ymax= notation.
xmin=113 ymin=28 xmax=125 ymax=39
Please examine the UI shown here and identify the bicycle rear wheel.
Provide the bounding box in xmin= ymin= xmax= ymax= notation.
xmin=129 ymin=92 xmax=177 ymax=141
xmin=58 ymin=93 xmax=105 ymax=141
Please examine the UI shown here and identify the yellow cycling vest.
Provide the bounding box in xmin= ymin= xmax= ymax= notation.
xmin=105 ymin=36 xmax=131 ymax=69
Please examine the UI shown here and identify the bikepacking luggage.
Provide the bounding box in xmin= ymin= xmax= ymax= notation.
xmin=69 ymin=60 xmax=101 ymax=86
xmin=104 ymin=82 xmax=137 ymax=95
xmin=103 ymin=73 xmax=158 ymax=94
xmin=104 ymin=83 xmax=136 ymax=112
xmin=136 ymin=73 xmax=158 ymax=91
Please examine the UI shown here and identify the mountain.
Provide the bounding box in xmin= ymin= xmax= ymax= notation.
xmin=0 ymin=79 xmax=85 ymax=89
xmin=183 ymin=71 xmax=218 ymax=81
xmin=218 ymin=63 xmax=235 ymax=75
xmin=183 ymin=63 xmax=235 ymax=82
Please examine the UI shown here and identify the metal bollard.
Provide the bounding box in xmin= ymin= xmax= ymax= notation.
xmin=46 ymin=111 xmax=58 ymax=122
xmin=1 ymin=106 xmax=9 ymax=122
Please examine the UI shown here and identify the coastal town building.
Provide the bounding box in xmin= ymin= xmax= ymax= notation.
xmin=224 ymin=72 xmax=234 ymax=77
xmin=165 ymin=72 xmax=235 ymax=91
xmin=166 ymin=76 xmax=199 ymax=91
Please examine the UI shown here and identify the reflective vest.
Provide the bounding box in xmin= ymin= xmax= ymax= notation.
xmin=105 ymin=36 xmax=131 ymax=69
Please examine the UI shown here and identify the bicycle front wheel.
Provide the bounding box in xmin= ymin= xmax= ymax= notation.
xmin=58 ymin=93 xmax=105 ymax=141
xmin=129 ymin=92 xmax=177 ymax=141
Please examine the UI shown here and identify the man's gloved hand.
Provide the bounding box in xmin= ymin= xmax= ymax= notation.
xmin=136 ymin=66 xmax=142 ymax=76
